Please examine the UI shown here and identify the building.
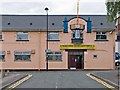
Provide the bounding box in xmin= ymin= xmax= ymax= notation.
xmin=0 ymin=15 xmax=116 ymax=70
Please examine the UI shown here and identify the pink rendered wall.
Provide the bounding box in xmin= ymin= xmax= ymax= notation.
xmin=40 ymin=32 xmax=68 ymax=69
xmin=0 ymin=32 xmax=41 ymax=70
xmin=84 ymin=31 xmax=115 ymax=69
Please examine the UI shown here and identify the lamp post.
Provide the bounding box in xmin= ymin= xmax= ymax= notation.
xmin=45 ymin=7 xmax=49 ymax=71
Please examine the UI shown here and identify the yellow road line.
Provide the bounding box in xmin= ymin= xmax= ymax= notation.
xmin=86 ymin=73 xmax=115 ymax=90
xmin=6 ymin=75 xmax=32 ymax=90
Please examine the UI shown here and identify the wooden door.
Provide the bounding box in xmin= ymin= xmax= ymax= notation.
xmin=68 ymin=55 xmax=76 ymax=69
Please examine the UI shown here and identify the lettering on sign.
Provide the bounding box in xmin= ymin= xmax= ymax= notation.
xmin=60 ymin=45 xmax=95 ymax=50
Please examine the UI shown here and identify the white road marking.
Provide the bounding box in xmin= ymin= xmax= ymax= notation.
xmin=56 ymin=72 xmax=61 ymax=89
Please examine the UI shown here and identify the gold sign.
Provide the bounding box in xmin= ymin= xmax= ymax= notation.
xmin=60 ymin=44 xmax=95 ymax=50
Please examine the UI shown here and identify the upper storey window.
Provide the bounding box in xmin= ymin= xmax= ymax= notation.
xmin=0 ymin=32 xmax=3 ymax=41
xmin=72 ymin=30 xmax=83 ymax=39
xmin=96 ymin=32 xmax=107 ymax=40
xmin=48 ymin=32 xmax=59 ymax=41
xmin=17 ymin=32 xmax=29 ymax=41
xmin=0 ymin=32 xmax=2 ymax=40
xmin=70 ymin=22 xmax=85 ymax=44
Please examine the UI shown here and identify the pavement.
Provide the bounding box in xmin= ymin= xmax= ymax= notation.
xmin=0 ymin=72 xmax=28 ymax=89
xmin=90 ymin=68 xmax=120 ymax=89
xmin=0 ymin=69 xmax=119 ymax=89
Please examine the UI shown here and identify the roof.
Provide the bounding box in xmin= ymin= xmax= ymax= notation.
xmin=0 ymin=15 xmax=115 ymax=31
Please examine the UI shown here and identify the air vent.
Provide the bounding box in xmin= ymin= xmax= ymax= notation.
xmin=8 ymin=23 xmax=10 ymax=25
xmin=100 ymin=23 xmax=103 ymax=25
xmin=30 ymin=23 xmax=32 ymax=25
xmin=52 ymin=23 xmax=55 ymax=25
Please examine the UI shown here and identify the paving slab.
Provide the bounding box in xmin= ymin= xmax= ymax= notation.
xmin=0 ymin=73 xmax=27 ymax=89
xmin=91 ymin=70 xmax=120 ymax=89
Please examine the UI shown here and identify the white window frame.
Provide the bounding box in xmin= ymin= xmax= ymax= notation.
xmin=96 ymin=32 xmax=107 ymax=40
xmin=17 ymin=32 xmax=28 ymax=40
xmin=48 ymin=32 xmax=59 ymax=40
xmin=14 ymin=51 xmax=31 ymax=61
xmin=47 ymin=51 xmax=62 ymax=61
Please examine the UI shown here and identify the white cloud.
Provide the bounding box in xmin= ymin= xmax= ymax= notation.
xmin=1 ymin=0 xmax=106 ymax=2
xmin=0 ymin=0 xmax=107 ymax=15
xmin=80 ymin=2 xmax=107 ymax=14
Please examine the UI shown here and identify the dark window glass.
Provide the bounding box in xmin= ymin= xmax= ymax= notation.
xmin=0 ymin=51 xmax=5 ymax=61
xmin=47 ymin=51 xmax=62 ymax=61
xmin=14 ymin=51 xmax=31 ymax=61
xmin=15 ymin=55 xmax=31 ymax=61
xmin=0 ymin=55 xmax=5 ymax=61
xmin=0 ymin=33 xmax=2 ymax=40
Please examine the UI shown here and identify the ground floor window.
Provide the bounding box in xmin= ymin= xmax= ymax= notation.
xmin=14 ymin=51 xmax=31 ymax=61
xmin=47 ymin=51 xmax=62 ymax=61
xmin=0 ymin=51 xmax=5 ymax=61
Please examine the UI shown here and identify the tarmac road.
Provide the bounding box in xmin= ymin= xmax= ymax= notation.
xmin=14 ymin=71 xmax=110 ymax=89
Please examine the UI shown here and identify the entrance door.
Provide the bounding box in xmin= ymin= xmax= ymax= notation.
xmin=76 ymin=55 xmax=83 ymax=69
xmin=68 ymin=51 xmax=84 ymax=69
xmin=69 ymin=55 xmax=76 ymax=69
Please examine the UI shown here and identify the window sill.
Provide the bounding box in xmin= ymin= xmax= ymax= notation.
xmin=14 ymin=60 xmax=31 ymax=62
xmin=116 ymin=40 xmax=120 ymax=42
xmin=16 ymin=40 xmax=29 ymax=41
xmin=48 ymin=60 xmax=62 ymax=62
xmin=48 ymin=40 xmax=60 ymax=42
xmin=71 ymin=38 xmax=83 ymax=40
xmin=95 ymin=40 xmax=109 ymax=42
xmin=0 ymin=61 xmax=5 ymax=62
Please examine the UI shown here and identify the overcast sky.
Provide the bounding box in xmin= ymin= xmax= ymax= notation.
xmin=0 ymin=0 xmax=107 ymax=15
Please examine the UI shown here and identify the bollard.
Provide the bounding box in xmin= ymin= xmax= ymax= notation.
xmin=5 ymin=70 xmax=9 ymax=76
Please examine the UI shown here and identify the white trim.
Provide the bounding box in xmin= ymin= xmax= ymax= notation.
xmin=14 ymin=51 xmax=31 ymax=55
xmin=70 ymin=67 xmax=76 ymax=69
